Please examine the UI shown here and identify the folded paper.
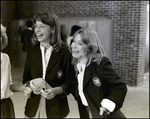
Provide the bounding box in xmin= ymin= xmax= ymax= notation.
xmin=30 ymin=78 xmax=52 ymax=90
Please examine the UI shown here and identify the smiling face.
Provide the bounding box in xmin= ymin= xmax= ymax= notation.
xmin=34 ymin=20 xmax=52 ymax=44
xmin=71 ymin=34 xmax=88 ymax=60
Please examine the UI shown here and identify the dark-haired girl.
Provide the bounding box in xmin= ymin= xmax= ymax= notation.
xmin=22 ymin=12 xmax=75 ymax=118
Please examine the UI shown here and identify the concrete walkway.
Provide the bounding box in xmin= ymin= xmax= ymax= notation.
xmin=10 ymin=67 xmax=149 ymax=118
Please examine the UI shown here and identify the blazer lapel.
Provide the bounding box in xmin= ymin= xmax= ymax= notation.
xmin=83 ymin=63 xmax=92 ymax=87
xmin=33 ymin=47 xmax=42 ymax=73
xmin=46 ymin=50 xmax=61 ymax=73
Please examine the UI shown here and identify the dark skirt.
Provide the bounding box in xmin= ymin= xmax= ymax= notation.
xmin=1 ymin=98 xmax=15 ymax=118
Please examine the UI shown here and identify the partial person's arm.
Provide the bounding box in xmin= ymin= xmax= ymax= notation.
xmin=10 ymin=84 xmax=23 ymax=92
xmin=60 ymin=50 xmax=76 ymax=96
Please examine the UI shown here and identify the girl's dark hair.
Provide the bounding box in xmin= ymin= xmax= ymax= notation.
xmin=70 ymin=25 xmax=82 ymax=36
xmin=32 ymin=11 xmax=63 ymax=52
xmin=26 ymin=20 xmax=33 ymax=27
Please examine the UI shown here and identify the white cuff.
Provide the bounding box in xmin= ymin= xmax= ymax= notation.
xmin=100 ymin=99 xmax=116 ymax=112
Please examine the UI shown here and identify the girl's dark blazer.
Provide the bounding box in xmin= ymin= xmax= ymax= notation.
xmin=74 ymin=57 xmax=127 ymax=118
xmin=22 ymin=43 xmax=76 ymax=118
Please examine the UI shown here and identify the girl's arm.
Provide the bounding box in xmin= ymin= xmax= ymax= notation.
xmin=10 ymin=83 xmax=32 ymax=98
xmin=41 ymin=87 xmax=63 ymax=100
xmin=98 ymin=57 xmax=127 ymax=111
xmin=10 ymin=84 xmax=23 ymax=92
xmin=22 ymin=52 xmax=32 ymax=85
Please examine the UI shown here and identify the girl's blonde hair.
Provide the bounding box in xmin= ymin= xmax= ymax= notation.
xmin=72 ymin=28 xmax=106 ymax=66
xmin=1 ymin=24 xmax=8 ymax=50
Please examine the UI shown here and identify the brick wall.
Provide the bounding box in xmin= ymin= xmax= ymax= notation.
xmin=4 ymin=1 xmax=149 ymax=86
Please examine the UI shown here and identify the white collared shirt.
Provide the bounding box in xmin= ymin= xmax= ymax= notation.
xmin=30 ymin=44 xmax=53 ymax=118
xmin=1 ymin=52 xmax=13 ymax=99
xmin=40 ymin=44 xmax=53 ymax=80
xmin=76 ymin=58 xmax=88 ymax=106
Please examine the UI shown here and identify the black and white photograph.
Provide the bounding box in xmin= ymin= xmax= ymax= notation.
xmin=1 ymin=1 xmax=149 ymax=118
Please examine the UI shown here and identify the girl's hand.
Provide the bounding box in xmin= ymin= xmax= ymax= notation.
xmin=100 ymin=107 xmax=110 ymax=116
xmin=41 ymin=86 xmax=63 ymax=100
xmin=32 ymin=87 xmax=42 ymax=95
xmin=23 ymin=83 xmax=32 ymax=98
xmin=41 ymin=88 xmax=55 ymax=100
